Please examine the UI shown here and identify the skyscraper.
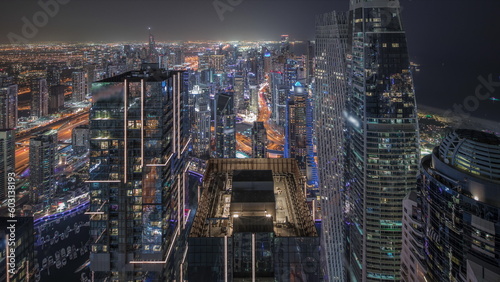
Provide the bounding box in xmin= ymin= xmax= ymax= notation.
xmin=29 ymin=130 xmax=58 ymax=206
xmin=214 ymin=92 xmax=235 ymax=158
xmin=401 ymin=129 xmax=500 ymax=282
xmin=0 ymin=130 xmax=15 ymax=201
xmin=251 ymin=121 xmax=267 ymax=158
xmin=72 ymin=71 xmax=87 ymax=102
xmin=315 ymin=0 xmax=420 ymax=280
xmin=191 ymin=89 xmax=211 ymax=160
xmin=48 ymin=85 xmax=65 ymax=114
xmin=285 ymin=82 xmax=308 ymax=175
xmin=88 ymin=66 xmax=189 ymax=281
xmin=344 ymin=0 xmax=420 ymax=280
xmin=314 ymin=10 xmax=348 ymax=281
xmin=31 ymin=78 xmax=49 ymax=118
xmin=0 ymin=84 xmax=17 ymax=130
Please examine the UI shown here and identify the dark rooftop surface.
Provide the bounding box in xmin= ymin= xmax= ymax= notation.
xmin=231 ymin=190 xmax=275 ymax=203
xmin=233 ymin=216 xmax=274 ymax=233
xmin=233 ymin=170 xmax=273 ymax=183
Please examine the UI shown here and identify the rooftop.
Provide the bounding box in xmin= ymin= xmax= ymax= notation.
xmin=190 ymin=159 xmax=317 ymax=238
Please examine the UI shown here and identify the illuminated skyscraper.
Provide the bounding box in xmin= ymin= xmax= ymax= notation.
xmin=88 ymin=66 xmax=189 ymax=281
xmin=29 ymin=130 xmax=58 ymax=206
xmin=214 ymin=92 xmax=235 ymax=158
xmin=402 ymin=129 xmax=500 ymax=282
xmin=251 ymin=121 xmax=267 ymax=158
xmin=0 ymin=130 xmax=15 ymax=201
xmin=31 ymin=78 xmax=48 ymax=118
xmin=344 ymin=0 xmax=420 ymax=280
xmin=314 ymin=10 xmax=348 ymax=281
xmin=147 ymin=29 xmax=159 ymax=64
xmin=315 ymin=1 xmax=419 ymax=280
xmin=72 ymin=71 xmax=87 ymax=102
xmin=285 ymin=82 xmax=308 ymax=175
xmin=0 ymin=83 xmax=17 ymax=129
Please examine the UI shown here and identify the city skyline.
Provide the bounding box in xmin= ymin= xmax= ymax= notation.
xmin=1 ymin=0 xmax=499 ymax=281
xmin=1 ymin=0 xmax=499 ymax=121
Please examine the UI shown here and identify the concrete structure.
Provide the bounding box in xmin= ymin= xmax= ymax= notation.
xmin=188 ymin=159 xmax=319 ymax=282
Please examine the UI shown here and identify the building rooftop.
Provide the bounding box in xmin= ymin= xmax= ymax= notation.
xmin=190 ymin=159 xmax=317 ymax=238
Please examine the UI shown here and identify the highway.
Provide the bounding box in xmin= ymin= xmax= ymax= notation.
xmin=15 ymin=111 xmax=89 ymax=175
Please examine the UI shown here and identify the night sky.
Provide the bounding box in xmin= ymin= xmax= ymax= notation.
xmin=1 ymin=0 xmax=499 ymax=121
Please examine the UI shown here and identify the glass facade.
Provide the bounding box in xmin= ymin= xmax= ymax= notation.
xmin=402 ymin=130 xmax=500 ymax=282
xmin=344 ymin=1 xmax=420 ymax=280
xmin=314 ymin=10 xmax=349 ymax=281
xmin=89 ymin=69 xmax=188 ymax=281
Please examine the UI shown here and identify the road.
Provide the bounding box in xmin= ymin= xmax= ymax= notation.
xmin=15 ymin=111 xmax=89 ymax=175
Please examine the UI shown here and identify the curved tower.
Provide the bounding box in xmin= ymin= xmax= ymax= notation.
xmin=402 ymin=129 xmax=500 ymax=281
xmin=344 ymin=0 xmax=420 ymax=280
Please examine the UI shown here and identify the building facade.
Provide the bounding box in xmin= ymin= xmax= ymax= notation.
xmin=0 ymin=130 xmax=15 ymax=201
xmin=343 ymin=0 xmax=420 ymax=280
xmin=29 ymin=130 xmax=58 ymax=206
xmin=402 ymin=129 xmax=500 ymax=282
xmin=31 ymin=78 xmax=49 ymax=118
xmin=88 ymin=67 xmax=189 ymax=281
xmin=251 ymin=121 xmax=267 ymax=158
xmin=214 ymin=92 xmax=235 ymax=158
xmin=314 ymin=10 xmax=349 ymax=281
xmin=0 ymin=84 xmax=18 ymax=130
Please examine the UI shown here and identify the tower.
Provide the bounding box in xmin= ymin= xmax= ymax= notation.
xmin=31 ymin=78 xmax=48 ymax=118
xmin=251 ymin=121 xmax=267 ymax=158
xmin=0 ymin=84 xmax=17 ymax=130
xmin=402 ymin=129 xmax=500 ymax=282
xmin=29 ymin=130 xmax=58 ymax=206
xmin=344 ymin=0 xmax=420 ymax=280
xmin=214 ymin=92 xmax=236 ymax=158
xmin=88 ymin=67 xmax=189 ymax=281
xmin=314 ymin=10 xmax=349 ymax=280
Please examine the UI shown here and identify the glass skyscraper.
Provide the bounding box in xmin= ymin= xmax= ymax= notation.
xmin=88 ymin=66 xmax=189 ymax=281
xmin=315 ymin=0 xmax=419 ymax=280
xmin=345 ymin=0 xmax=419 ymax=280
xmin=315 ymin=10 xmax=349 ymax=281
xmin=402 ymin=129 xmax=500 ymax=282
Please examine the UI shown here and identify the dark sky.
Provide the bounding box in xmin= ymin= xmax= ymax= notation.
xmin=1 ymin=0 xmax=500 ymax=121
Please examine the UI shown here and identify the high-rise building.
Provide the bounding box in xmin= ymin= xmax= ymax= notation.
xmin=0 ymin=84 xmax=17 ymax=129
xmin=148 ymin=29 xmax=159 ymax=64
xmin=314 ymin=10 xmax=348 ymax=280
xmin=191 ymin=89 xmax=211 ymax=160
xmin=285 ymin=82 xmax=308 ymax=175
xmin=214 ymin=92 xmax=235 ymax=158
xmin=0 ymin=130 xmax=15 ymax=201
xmin=88 ymin=66 xmax=189 ymax=281
xmin=46 ymin=65 xmax=61 ymax=87
xmin=31 ymin=78 xmax=49 ymax=118
xmin=48 ymin=85 xmax=65 ymax=114
xmin=29 ymin=130 xmax=58 ymax=206
xmin=188 ymin=159 xmax=320 ymax=282
xmin=401 ymin=129 xmax=500 ymax=282
xmin=209 ymin=55 xmax=225 ymax=73
xmin=343 ymin=0 xmax=420 ymax=280
xmin=251 ymin=121 xmax=267 ymax=158
xmin=72 ymin=71 xmax=87 ymax=102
